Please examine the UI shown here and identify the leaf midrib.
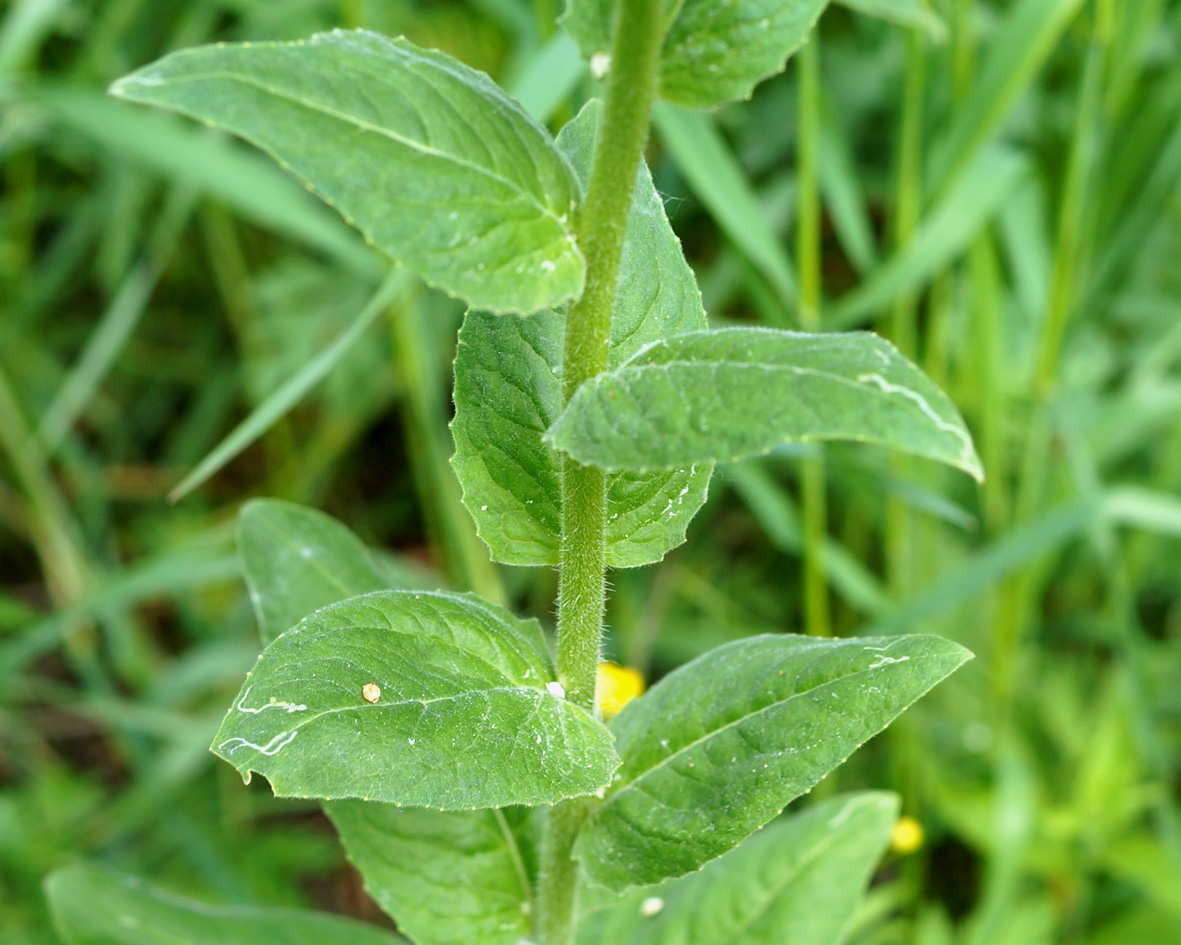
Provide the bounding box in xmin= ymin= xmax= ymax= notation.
xmin=600 ymin=644 xmax=950 ymax=808
xmin=135 ymin=70 xmax=566 ymax=226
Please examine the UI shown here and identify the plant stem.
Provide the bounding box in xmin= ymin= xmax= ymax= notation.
xmin=533 ymin=797 xmax=591 ymax=945
xmin=537 ymin=1 xmax=664 ymax=943
xmin=796 ymin=35 xmax=830 ymax=637
xmin=556 ymin=0 xmax=663 ymax=712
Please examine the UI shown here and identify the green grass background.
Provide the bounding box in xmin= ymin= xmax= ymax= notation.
xmin=2 ymin=0 xmax=1180 ymax=942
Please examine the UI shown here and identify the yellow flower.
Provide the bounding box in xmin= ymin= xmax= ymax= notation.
xmin=596 ymin=661 xmax=645 ymax=719
xmin=891 ymin=815 xmax=924 ymax=855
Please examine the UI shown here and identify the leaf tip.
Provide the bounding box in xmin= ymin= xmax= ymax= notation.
xmin=107 ymin=70 xmax=164 ymax=100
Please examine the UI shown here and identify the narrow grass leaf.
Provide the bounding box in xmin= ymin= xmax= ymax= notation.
xmin=547 ymin=327 xmax=983 ymax=481
xmin=169 ymin=271 xmax=409 ymax=501
xmin=0 ymin=537 xmax=240 ymax=681
xmin=45 ymin=865 xmax=405 ymax=945
xmin=998 ymin=176 xmax=1052 ymax=321
xmin=37 ymin=263 xmax=156 ymax=453
xmin=726 ymin=462 xmax=888 ymax=614
xmin=574 ymin=633 xmax=969 ymax=888
xmin=239 ymin=500 xmax=392 ymax=645
xmin=328 ymin=802 xmax=534 ymax=945
xmin=861 ymin=497 xmax=1100 ymax=637
xmin=1088 ymin=110 xmax=1181 ymax=303
xmin=819 ymin=97 xmax=878 ymax=275
xmin=829 ymin=146 xmax=1027 ymax=328
xmin=1104 ymin=487 xmax=1181 ymax=537
xmin=212 ymin=590 xmax=619 ymax=809
xmin=654 ymin=103 xmax=797 ymax=310
xmin=452 ymin=101 xmax=711 ymax=567
xmin=926 ymin=0 xmax=1084 ymax=197
xmin=0 ymin=0 xmax=69 ymax=73
xmin=110 ymin=29 xmax=584 ymax=313
xmin=37 ymin=88 xmax=379 ymax=276
xmin=836 ymin=0 xmax=947 ymax=41
xmin=507 ymin=31 xmax=586 ymax=123
xmin=578 ymin=792 xmax=898 ymax=945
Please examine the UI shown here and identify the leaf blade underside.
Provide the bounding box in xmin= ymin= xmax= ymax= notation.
xmin=547 ymin=327 xmax=983 ymax=482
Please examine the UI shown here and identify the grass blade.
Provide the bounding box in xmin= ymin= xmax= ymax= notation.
xmin=926 ymin=0 xmax=1084 ymax=198
xmin=654 ymin=102 xmax=798 ymax=316
xmin=36 ymin=87 xmax=381 ymax=276
xmin=169 ymin=271 xmax=411 ymax=502
xmin=829 ymin=145 xmax=1027 ymax=329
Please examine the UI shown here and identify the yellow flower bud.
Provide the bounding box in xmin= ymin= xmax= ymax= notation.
xmin=891 ymin=815 xmax=924 ymax=855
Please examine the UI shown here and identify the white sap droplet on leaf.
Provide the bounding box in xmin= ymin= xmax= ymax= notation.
xmin=541 ymin=260 xmax=556 ymax=273
xmin=590 ymin=52 xmax=611 ymax=79
xmin=639 ymin=897 xmax=665 ymax=917
xmin=546 ymin=681 xmax=565 ymax=699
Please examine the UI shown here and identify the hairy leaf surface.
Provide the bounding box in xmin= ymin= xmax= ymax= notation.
xmin=547 ymin=327 xmax=983 ymax=481
xmin=328 ymin=802 xmax=536 ymax=945
xmin=578 ymin=792 xmax=897 ymax=944
xmin=239 ymin=503 xmax=530 ymax=942
xmin=212 ymin=590 xmax=619 ymax=809
xmin=111 ymin=30 xmax=583 ymax=313
xmin=45 ymin=865 xmax=405 ymax=945
xmin=564 ymin=0 xmax=830 ymax=108
xmin=574 ymin=633 xmax=970 ymax=888
xmin=451 ymin=101 xmax=711 ymax=567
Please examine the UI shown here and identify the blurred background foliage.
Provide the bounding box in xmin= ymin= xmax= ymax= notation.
xmin=2 ymin=0 xmax=1180 ymax=942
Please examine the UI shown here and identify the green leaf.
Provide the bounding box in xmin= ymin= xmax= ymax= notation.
xmin=564 ymin=0 xmax=830 ymax=109
xmin=45 ymin=864 xmax=405 ymax=945
xmin=578 ymin=792 xmax=898 ymax=945
xmin=451 ymin=101 xmax=711 ymax=568
xmin=110 ymin=29 xmax=584 ymax=314
xmin=547 ymin=327 xmax=983 ymax=482
xmin=212 ymin=590 xmax=619 ymax=809
xmin=574 ymin=632 xmax=970 ymax=888
xmin=238 ymin=502 xmax=527 ymax=941
xmin=239 ymin=499 xmax=393 ymax=645
xmin=327 ymin=801 xmax=536 ymax=945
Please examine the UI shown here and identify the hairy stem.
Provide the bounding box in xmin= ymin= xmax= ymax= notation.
xmin=555 ymin=0 xmax=663 ymax=714
xmin=536 ymin=0 xmax=665 ymax=942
